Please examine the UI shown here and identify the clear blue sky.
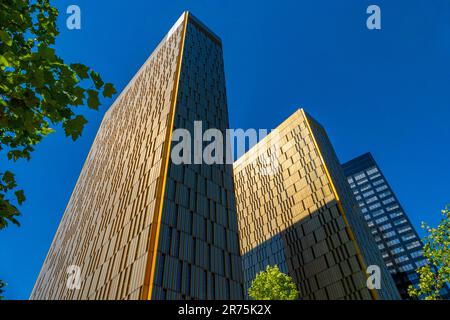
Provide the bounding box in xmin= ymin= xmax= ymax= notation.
xmin=1 ymin=0 xmax=449 ymax=299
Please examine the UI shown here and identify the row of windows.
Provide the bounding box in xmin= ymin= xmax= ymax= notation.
xmin=376 ymin=185 xmax=388 ymax=192
xmin=391 ymin=247 xmax=405 ymax=255
xmin=348 ymin=166 xmax=379 ymax=183
xmin=407 ymin=241 xmax=421 ymax=250
xmin=402 ymin=233 xmax=416 ymax=242
xmin=395 ymin=255 xmax=409 ymax=264
xmin=398 ymin=226 xmax=412 ymax=234
xmin=362 ymin=207 xmax=405 ymax=226
xmin=386 ymin=258 xmax=426 ymax=274
xmin=347 ymin=167 xmax=426 ymax=282
xmin=372 ymin=179 xmax=385 ymax=187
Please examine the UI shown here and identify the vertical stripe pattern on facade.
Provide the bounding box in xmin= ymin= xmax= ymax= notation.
xmin=233 ymin=109 xmax=400 ymax=300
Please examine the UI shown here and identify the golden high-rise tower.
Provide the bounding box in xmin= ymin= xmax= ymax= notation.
xmin=31 ymin=12 xmax=244 ymax=300
xmin=233 ymin=109 xmax=401 ymax=300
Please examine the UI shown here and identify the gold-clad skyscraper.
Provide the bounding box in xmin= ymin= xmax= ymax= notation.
xmin=31 ymin=12 xmax=244 ymax=300
xmin=233 ymin=109 xmax=401 ymax=300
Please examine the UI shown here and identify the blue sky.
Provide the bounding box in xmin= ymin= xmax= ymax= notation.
xmin=1 ymin=0 xmax=449 ymax=299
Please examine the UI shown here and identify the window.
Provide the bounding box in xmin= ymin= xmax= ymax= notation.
xmin=366 ymin=196 xmax=378 ymax=204
xmin=383 ymin=231 xmax=396 ymax=239
xmin=369 ymin=203 xmax=381 ymax=210
xmin=387 ymin=239 xmax=400 ymax=247
xmin=398 ymin=226 xmax=412 ymax=234
xmin=372 ymin=179 xmax=385 ymax=186
xmin=402 ymin=234 xmax=416 ymax=242
xmin=416 ymin=259 xmax=427 ymax=268
xmin=394 ymin=219 xmax=407 ymax=226
xmin=395 ymin=255 xmax=409 ymax=264
xmin=382 ymin=197 xmax=395 ymax=205
xmin=356 ymin=195 xmax=362 ymax=201
xmin=399 ymin=264 xmax=414 ymax=272
xmin=357 ymin=178 xmax=369 ymax=185
xmin=364 ymin=214 xmax=371 ymax=220
xmin=391 ymin=247 xmax=405 ymax=255
xmin=378 ymin=191 xmax=392 ymax=199
xmin=406 ymin=241 xmax=421 ymax=250
xmin=369 ymin=173 xmax=381 ymax=180
xmin=379 ymin=223 xmax=392 ymax=231
xmin=386 ymin=204 xmax=399 ymax=212
xmin=361 ymin=185 xmax=371 ymax=192
xmin=376 ymin=185 xmax=388 ymax=192
xmin=366 ymin=167 xmax=379 ymax=176
xmin=368 ymin=221 xmax=374 ymax=227
xmin=410 ymin=251 xmax=422 ymax=259
xmin=354 ymin=173 xmax=366 ymax=181
xmin=375 ymin=216 xmax=388 ymax=224
xmin=372 ymin=209 xmax=385 ymax=218
xmin=363 ymin=190 xmax=375 ymax=198
xmin=378 ymin=244 xmax=385 ymax=250
xmin=348 ymin=178 xmax=354 ymax=184
xmin=389 ymin=211 xmax=403 ymax=219
xmin=361 ymin=208 xmax=368 ymax=213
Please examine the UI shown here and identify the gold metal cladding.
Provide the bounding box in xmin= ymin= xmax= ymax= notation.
xmin=301 ymin=109 xmax=379 ymax=300
xmin=141 ymin=11 xmax=190 ymax=300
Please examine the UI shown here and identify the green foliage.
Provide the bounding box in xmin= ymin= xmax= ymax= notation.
xmin=0 ymin=171 xmax=23 ymax=229
xmin=408 ymin=206 xmax=450 ymax=300
xmin=0 ymin=279 xmax=5 ymax=300
xmin=248 ymin=265 xmax=298 ymax=300
xmin=0 ymin=0 xmax=116 ymax=229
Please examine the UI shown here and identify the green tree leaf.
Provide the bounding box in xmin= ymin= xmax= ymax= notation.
xmin=0 ymin=0 xmax=115 ymax=229
xmin=408 ymin=206 xmax=450 ymax=300
xmin=14 ymin=190 xmax=25 ymax=206
xmin=248 ymin=265 xmax=298 ymax=300
xmin=63 ymin=115 xmax=88 ymax=141
xmin=0 ymin=54 xmax=11 ymax=67
xmin=102 ymin=83 xmax=117 ymax=98
xmin=90 ymin=70 xmax=104 ymax=90
xmin=0 ymin=30 xmax=13 ymax=46
xmin=70 ymin=63 xmax=90 ymax=80
xmin=87 ymin=89 xmax=100 ymax=110
xmin=0 ymin=279 xmax=6 ymax=300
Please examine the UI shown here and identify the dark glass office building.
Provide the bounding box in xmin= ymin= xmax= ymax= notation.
xmin=342 ymin=153 xmax=447 ymax=299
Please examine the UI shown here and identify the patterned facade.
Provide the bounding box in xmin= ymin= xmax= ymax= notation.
xmin=233 ymin=109 xmax=400 ymax=300
xmin=31 ymin=12 xmax=243 ymax=300
xmin=342 ymin=153 xmax=449 ymax=299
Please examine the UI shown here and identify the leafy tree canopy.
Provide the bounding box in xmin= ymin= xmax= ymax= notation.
xmin=248 ymin=265 xmax=298 ymax=300
xmin=0 ymin=279 xmax=5 ymax=300
xmin=0 ymin=0 xmax=116 ymax=230
xmin=408 ymin=206 xmax=450 ymax=300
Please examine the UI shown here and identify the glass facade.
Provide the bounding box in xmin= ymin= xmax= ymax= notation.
xmin=342 ymin=152 xmax=448 ymax=299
